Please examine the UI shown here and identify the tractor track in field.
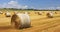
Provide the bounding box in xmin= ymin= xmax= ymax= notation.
xmin=31 ymin=15 xmax=60 ymax=21
xmin=34 ymin=20 xmax=60 ymax=32
xmin=31 ymin=16 xmax=60 ymax=26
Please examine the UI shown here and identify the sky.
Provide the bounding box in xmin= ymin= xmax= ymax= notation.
xmin=0 ymin=0 xmax=60 ymax=10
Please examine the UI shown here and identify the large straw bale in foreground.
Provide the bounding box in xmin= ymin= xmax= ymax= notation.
xmin=11 ymin=13 xmax=31 ymax=29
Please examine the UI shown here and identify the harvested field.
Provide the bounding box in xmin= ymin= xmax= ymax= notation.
xmin=0 ymin=11 xmax=60 ymax=32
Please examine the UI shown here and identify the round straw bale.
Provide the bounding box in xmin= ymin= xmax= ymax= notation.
xmin=0 ymin=11 xmax=3 ymax=14
xmin=35 ymin=11 xmax=37 ymax=14
xmin=5 ymin=12 xmax=11 ymax=17
xmin=24 ymin=12 xmax=28 ymax=14
xmin=38 ymin=12 xmax=42 ymax=15
xmin=28 ymin=12 xmax=30 ymax=14
xmin=46 ymin=12 xmax=53 ymax=18
xmin=11 ymin=13 xmax=31 ymax=29
xmin=55 ymin=12 xmax=57 ymax=14
xmin=42 ymin=12 xmax=45 ymax=13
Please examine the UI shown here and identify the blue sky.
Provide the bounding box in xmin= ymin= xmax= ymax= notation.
xmin=0 ymin=0 xmax=60 ymax=9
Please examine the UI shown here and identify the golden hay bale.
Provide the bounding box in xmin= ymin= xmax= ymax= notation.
xmin=35 ymin=11 xmax=37 ymax=14
xmin=5 ymin=12 xmax=11 ymax=17
xmin=55 ymin=12 xmax=57 ymax=14
xmin=28 ymin=12 xmax=30 ymax=14
xmin=38 ymin=12 xmax=42 ymax=15
xmin=0 ymin=11 xmax=3 ymax=14
xmin=11 ymin=13 xmax=31 ymax=29
xmin=46 ymin=12 xmax=53 ymax=18
xmin=42 ymin=12 xmax=45 ymax=13
xmin=24 ymin=12 xmax=28 ymax=14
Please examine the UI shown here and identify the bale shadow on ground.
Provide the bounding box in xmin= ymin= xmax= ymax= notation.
xmin=0 ymin=26 xmax=12 ymax=30
xmin=0 ymin=25 xmax=32 ymax=30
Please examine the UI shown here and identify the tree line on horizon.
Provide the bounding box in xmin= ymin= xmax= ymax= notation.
xmin=0 ymin=8 xmax=60 ymax=11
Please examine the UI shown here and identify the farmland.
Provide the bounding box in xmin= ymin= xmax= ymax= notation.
xmin=0 ymin=10 xmax=60 ymax=32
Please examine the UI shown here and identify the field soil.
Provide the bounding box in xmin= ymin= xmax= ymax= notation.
xmin=0 ymin=11 xmax=60 ymax=32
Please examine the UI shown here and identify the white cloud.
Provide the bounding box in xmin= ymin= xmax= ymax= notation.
xmin=0 ymin=1 xmax=28 ymax=9
xmin=47 ymin=7 xmax=60 ymax=10
xmin=8 ymin=1 xmax=18 ymax=5
xmin=47 ymin=7 xmax=55 ymax=10
xmin=37 ymin=6 xmax=60 ymax=10
xmin=21 ymin=5 xmax=28 ymax=9
xmin=56 ymin=7 xmax=60 ymax=9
